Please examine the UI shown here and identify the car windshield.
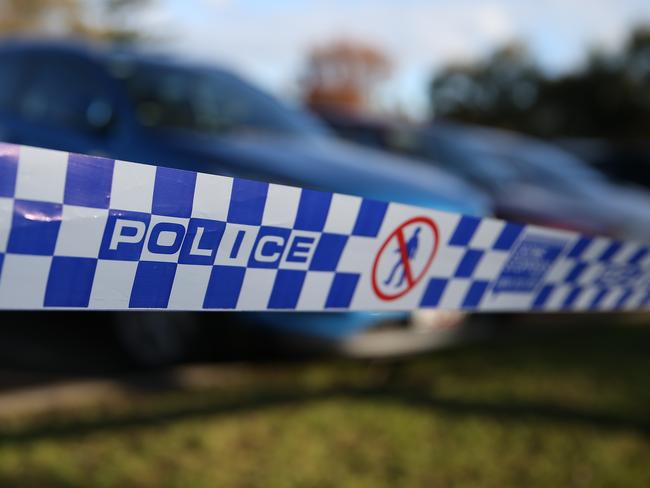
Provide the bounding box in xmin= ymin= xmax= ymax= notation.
xmin=113 ymin=59 xmax=327 ymax=137
xmin=441 ymin=127 xmax=606 ymax=194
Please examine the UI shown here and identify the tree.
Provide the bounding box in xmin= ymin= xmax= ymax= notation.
xmin=430 ymin=43 xmax=543 ymax=132
xmin=0 ymin=0 xmax=153 ymax=43
xmin=429 ymin=26 xmax=650 ymax=139
xmin=301 ymin=40 xmax=392 ymax=114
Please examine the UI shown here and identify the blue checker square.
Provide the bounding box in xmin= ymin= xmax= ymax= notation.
xmin=562 ymin=287 xmax=582 ymax=309
xmin=325 ymin=273 xmax=359 ymax=309
xmin=532 ymin=284 xmax=554 ymax=309
xmin=44 ymin=257 xmax=97 ymax=307
xmin=420 ymin=278 xmax=448 ymax=307
xmin=352 ymin=199 xmax=388 ymax=237
xmin=179 ymin=218 xmax=226 ymax=265
xmin=493 ymin=222 xmax=524 ymax=251
xmin=454 ymin=249 xmax=484 ymax=278
xmin=7 ymin=200 xmax=62 ymax=255
xmin=248 ymin=226 xmax=291 ymax=268
xmin=203 ymin=265 xmax=246 ymax=309
xmin=462 ymin=280 xmax=489 ymax=309
xmin=294 ymin=189 xmax=332 ymax=232
xmin=0 ymin=144 xmax=18 ymax=198
xmin=64 ymin=153 xmax=114 ymax=208
xmin=615 ymin=289 xmax=634 ymax=309
xmin=152 ymin=166 xmax=197 ymax=218
xmin=565 ymin=262 xmax=588 ymax=283
xmin=99 ymin=209 xmax=151 ymax=261
xmin=567 ymin=236 xmax=592 ymax=259
xmin=629 ymin=247 xmax=648 ymax=265
xmin=268 ymin=270 xmax=306 ymax=309
xmin=310 ymin=233 xmax=348 ymax=271
xmin=129 ymin=261 xmax=177 ymax=308
xmin=599 ymin=241 xmax=622 ymax=262
xmin=227 ymin=178 xmax=268 ymax=226
xmin=448 ymin=215 xmax=481 ymax=247
xmin=589 ymin=288 xmax=609 ymax=310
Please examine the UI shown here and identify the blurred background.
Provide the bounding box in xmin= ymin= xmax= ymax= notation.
xmin=0 ymin=1 xmax=649 ymax=486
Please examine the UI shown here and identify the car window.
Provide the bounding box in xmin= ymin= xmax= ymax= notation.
xmin=18 ymin=54 xmax=113 ymax=133
xmin=0 ymin=52 xmax=25 ymax=112
xmin=114 ymin=60 xmax=327 ymax=137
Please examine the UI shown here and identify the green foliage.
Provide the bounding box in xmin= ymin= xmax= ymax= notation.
xmin=0 ymin=0 xmax=153 ymax=43
xmin=430 ymin=26 xmax=650 ymax=139
xmin=0 ymin=320 xmax=648 ymax=487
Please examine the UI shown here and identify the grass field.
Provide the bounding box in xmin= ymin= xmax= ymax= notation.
xmin=0 ymin=319 xmax=648 ymax=487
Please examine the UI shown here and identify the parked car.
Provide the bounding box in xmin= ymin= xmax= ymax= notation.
xmin=557 ymin=137 xmax=650 ymax=189
xmin=319 ymin=112 xmax=650 ymax=243
xmin=0 ymin=40 xmax=491 ymax=365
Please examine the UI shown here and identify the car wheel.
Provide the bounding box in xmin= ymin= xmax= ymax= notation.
xmin=113 ymin=312 xmax=201 ymax=367
xmin=334 ymin=310 xmax=471 ymax=358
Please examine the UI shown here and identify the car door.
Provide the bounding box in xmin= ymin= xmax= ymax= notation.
xmin=0 ymin=50 xmax=30 ymax=144
xmin=7 ymin=50 xmax=120 ymax=156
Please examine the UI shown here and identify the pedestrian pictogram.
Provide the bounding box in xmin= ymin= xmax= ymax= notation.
xmin=372 ymin=216 xmax=440 ymax=301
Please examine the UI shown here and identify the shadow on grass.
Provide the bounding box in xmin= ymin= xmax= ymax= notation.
xmin=0 ymin=319 xmax=648 ymax=446
xmin=0 ymin=384 xmax=648 ymax=447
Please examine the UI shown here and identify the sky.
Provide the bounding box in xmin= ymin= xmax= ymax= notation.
xmin=135 ymin=0 xmax=650 ymax=117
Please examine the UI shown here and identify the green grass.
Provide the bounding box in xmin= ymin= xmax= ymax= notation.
xmin=0 ymin=320 xmax=649 ymax=487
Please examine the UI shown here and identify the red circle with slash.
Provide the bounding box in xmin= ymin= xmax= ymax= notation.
xmin=371 ymin=216 xmax=440 ymax=301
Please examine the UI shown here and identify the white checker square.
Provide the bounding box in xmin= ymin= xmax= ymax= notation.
xmin=15 ymin=146 xmax=67 ymax=203
xmin=336 ymin=235 xmax=375 ymax=273
xmin=323 ymin=193 xmax=361 ymax=234
xmin=600 ymin=289 xmax=625 ymax=310
xmin=296 ymin=271 xmax=334 ymax=310
xmin=261 ymin=184 xmax=300 ymax=227
xmin=109 ymin=160 xmax=156 ymax=213
xmin=623 ymin=290 xmax=648 ymax=310
xmin=439 ymin=279 xmax=471 ymax=309
xmin=215 ymin=224 xmax=259 ymax=266
xmin=577 ymin=264 xmax=604 ymax=286
xmin=472 ymin=250 xmax=509 ymax=280
xmin=545 ymin=259 xmax=575 ymax=284
xmin=236 ymin=268 xmax=277 ymax=309
xmin=140 ymin=215 xmax=189 ymax=263
xmin=192 ymin=173 xmax=233 ymax=221
xmin=480 ymin=291 xmax=534 ymax=311
xmin=468 ymin=219 xmax=505 ymax=249
xmin=612 ymin=242 xmax=641 ymax=264
xmin=0 ymin=197 xmax=13 ymax=252
xmin=54 ymin=205 xmax=108 ymax=258
xmin=0 ymin=255 xmax=52 ymax=308
xmin=89 ymin=260 xmax=138 ymax=309
xmin=429 ymin=209 xmax=464 ymax=244
xmin=575 ymin=288 xmax=599 ymax=310
xmin=582 ymin=238 xmax=611 ymax=262
xmin=428 ymin=246 xmax=465 ymax=278
xmin=167 ymin=264 xmax=213 ymax=309
xmin=545 ymin=286 xmax=572 ymax=310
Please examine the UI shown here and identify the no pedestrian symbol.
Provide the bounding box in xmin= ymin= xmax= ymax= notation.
xmin=372 ymin=216 xmax=440 ymax=301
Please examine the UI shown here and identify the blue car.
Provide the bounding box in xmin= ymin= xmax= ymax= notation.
xmin=0 ymin=40 xmax=490 ymax=364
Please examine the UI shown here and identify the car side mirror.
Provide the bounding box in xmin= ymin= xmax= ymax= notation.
xmin=86 ymin=99 xmax=115 ymax=134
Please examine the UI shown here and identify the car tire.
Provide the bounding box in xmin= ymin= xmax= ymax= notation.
xmin=334 ymin=311 xmax=474 ymax=358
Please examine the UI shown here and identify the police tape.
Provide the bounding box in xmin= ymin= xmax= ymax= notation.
xmin=0 ymin=142 xmax=648 ymax=312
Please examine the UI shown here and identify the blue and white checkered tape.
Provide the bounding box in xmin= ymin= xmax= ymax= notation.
xmin=0 ymin=142 xmax=649 ymax=311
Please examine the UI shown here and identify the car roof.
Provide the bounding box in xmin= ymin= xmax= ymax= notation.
xmin=0 ymin=38 xmax=234 ymax=77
